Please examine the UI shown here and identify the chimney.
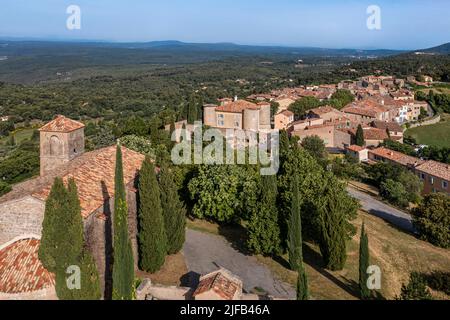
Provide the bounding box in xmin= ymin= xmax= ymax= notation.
xmin=234 ymin=95 xmax=238 ymax=102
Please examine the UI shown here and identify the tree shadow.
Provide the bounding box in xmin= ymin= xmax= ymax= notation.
xmin=217 ymin=223 xmax=250 ymax=255
xmin=101 ymin=181 xmax=113 ymax=300
xmin=302 ymin=244 xmax=360 ymax=299
xmin=180 ymin=271 xmax=201 ymax=288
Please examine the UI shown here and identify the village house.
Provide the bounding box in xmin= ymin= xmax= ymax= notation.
xmin=274 ymin=110 xmax=294 ymax=130
xmin=0 ymin=115 xmax=146 ymax=299
xmin=136 ymin=268 xmax=283 ymax=301
xmin=368 ymin=147 xmax=450 ymax=196
xmin=273 ymin=96 xmax=296 ymax=112
xmin=203 ymin=98 xmax=271 ymax=132
xmin=371 ymin=120 xmax=404 ymax=142
xmin=345 ymin=145 xmax=369 ymax=162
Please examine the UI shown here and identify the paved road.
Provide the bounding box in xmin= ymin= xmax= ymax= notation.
xmin=347 ymin=187 xmax=414 ymax=232
xmin=183 ymin=229 xmax=295 ymax=299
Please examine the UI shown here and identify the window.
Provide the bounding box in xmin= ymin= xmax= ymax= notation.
xmin=420 ymin=173 xmax=425 ymax=180
xmin=217 ymin=114 xmax=224 ymax=127
xmin=429 ymin=176 xmax=434 ymax=185
xmin=234 ymin=115 xmax=241 ymax=128
xmin=443 ymin=181 xmax=448 ymax=189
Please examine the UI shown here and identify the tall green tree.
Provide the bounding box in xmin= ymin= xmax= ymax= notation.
xmin=159 ymin=165 xmax=186 ymax=255
xmin=41 ymin=178 xmax=100 ymax=300
xmin=289 ymin=174 xmax=309 ymax=300
xmin=112 ymin=145 xmax=135 ymax=300
xmin=39 ymin=177 xmax=84 ymax=273
xmin=316 ymin=175 xmax=349 ymax=271
xmin=138 ymin=157 xmax=167 ymax=272
xmin=247 ymin=174 xmax=281 ymax=256
xmin=77 ymin=249 xmax=102 ymax=300
xmin=355 ymin=125 xmax=365 ymax=147
xmin=288 ymin=174 xmax=303 ymax=271
xmin=359 ymin=222 xmax=370 ymax=299
xmin=39 ymin=178 xmax=67 ymax=272
xmin=187 ymin=94 xmax=198 ymax=124
xmin=413 ymin=193 xmax=450 ymax=248
xmin=296 ymin=265 xmax=309 ymax=300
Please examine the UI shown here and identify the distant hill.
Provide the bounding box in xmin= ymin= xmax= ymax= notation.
xmin=0 ymin=39 xmax=404 ymax=58
xmin=414 ymin=42 xmax=450 ymax=55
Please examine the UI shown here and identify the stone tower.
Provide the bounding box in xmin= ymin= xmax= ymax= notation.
xmin=39 ymin=115 xmax=85 ymax=176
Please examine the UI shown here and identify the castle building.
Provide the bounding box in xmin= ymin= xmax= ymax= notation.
xmin=0 ymin=116 xmax=145 ymax=299
xmin=203 ymin=99 xmax=271 ymax=132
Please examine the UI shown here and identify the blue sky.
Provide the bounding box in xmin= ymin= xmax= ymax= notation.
xmin=0 ymin=0 xmax=449 ymax=49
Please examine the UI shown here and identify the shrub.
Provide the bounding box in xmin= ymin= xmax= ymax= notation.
xmin=398 ymin=272 xmax=432 ymax=300
xmin=413 ymin=193 xmax=450 ymax=248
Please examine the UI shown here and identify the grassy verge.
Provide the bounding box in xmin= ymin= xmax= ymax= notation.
xmin=187 ymin=212 xmax=450 ymax=300
xmin=405 ymin=115 xmax=450 ymax=148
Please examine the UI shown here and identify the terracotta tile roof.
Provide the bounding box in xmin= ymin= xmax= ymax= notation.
xmin=32 ymin=146 xmax=145 ymax=219
xmin=309 ymin=106 xmax=339 ymax=115
xmin=342 ymin=106 xmax=378 ymax=118
xmin=347 ymin=145 xmax=366 ymax=152
xmin=193 ymin=269 xmax=242 ymax=300
xmin=39 ymin=115 xmax=85 ymax=133
xmin=279 ymin=110 xmax=294 ymax=117
xmin=371 ymin=120 xmax=403 ymax=133
xmin=215 ymin=100 xmax=260 ymax=113
xmin=415 ymin=160 xmax=450 ymax=181
xmin=363 ymin=128 xmax=389 ymax=141
xmin=369 ymin=147 xmax=424 ymax=167
xmin=0 ymin=238 xmax=55 ymax=294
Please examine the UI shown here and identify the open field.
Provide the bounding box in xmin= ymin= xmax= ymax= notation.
xmin=187 ymin=211 xmax=450 ymax=300
xmin=405 ymin=115 xmax=450 ymax=148
xmin=0 ymin=128 xmax=35 ymax=145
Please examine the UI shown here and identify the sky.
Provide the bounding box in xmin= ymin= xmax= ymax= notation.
xmin=0 ymin=0 xmax=449 ymax=50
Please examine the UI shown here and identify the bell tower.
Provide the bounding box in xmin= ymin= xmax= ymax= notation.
xmin=39 ymin=115 xmax=85 ymax=176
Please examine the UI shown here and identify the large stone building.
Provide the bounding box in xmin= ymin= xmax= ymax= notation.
xmin=203 ymin=99 xmax=271 ymax=132
xmin=0 ymin=116 xmax=145 ymax=299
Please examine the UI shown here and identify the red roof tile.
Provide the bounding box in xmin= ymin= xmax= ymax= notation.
xmin=215 ymin=100 xmax=260 ymax=113
xmin=193 ymin=269 xmax=242 ymax=300
xmin=32 ymin=146 xmax=145 ymax=218
xmin=0 ymin=238 xmax=55 ymax=294
xmin=39 ymin=115 xmax=85 ymax=133
xmin=415 ymin=160 xmax=450 ymax=181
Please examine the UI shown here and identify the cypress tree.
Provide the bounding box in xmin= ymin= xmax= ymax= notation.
xmin=62 ymin=179 xmax=84 ymax=268
xmin=297 ymin=265 xmax=309 ymax=300
xmin=247 ymin=174 xmax=281 ymax=256
xmin=39 ymin=177 xmax=67 ymax=272
xmin=355 ymin=124 xmax=365 ymax=147
xmin=359 ymin=222 xmax=370 ymax=299
xmin=77 ymin=249 xmax=102 ymax=300
xmin=159 ymin=165 xmax=186 ymax=255
xmin=289 ymin=174 xmax=309 ymax=300
xmin=138 ymin=157 xmax=167 ymax=272
xmin=187 ymin=95 xmax=198 ymax=124
xmin=112 ymin=144 xmax=135 ymax=300
xmin=288 ymin=174 xmax=302 ymax=271
xmin=317 ymin=175 xmax=348 ymax=271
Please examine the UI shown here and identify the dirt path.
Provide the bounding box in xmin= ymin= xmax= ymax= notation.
xmin=183 ymin=228 xmax=295 ymax=299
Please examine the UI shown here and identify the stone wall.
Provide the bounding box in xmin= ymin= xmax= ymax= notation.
xmin=84 ymin=186 xmax=139 ymax=298
xmin=407 ymin=114 xmax=441 ymax=129
xmin=0 ymin=196 xmax=45 ymax=245
xmin=0 ymin=287 xmax=57 ymax=300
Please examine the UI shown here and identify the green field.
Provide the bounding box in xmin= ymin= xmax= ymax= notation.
xmin=405 ymin=116 xmax=450 ymax=148
xmin=0 ymin=128 xmax=35 ymax=145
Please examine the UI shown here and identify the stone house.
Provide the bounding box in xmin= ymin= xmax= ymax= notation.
xmin=0 ymin=116 xmax=145 ymax=299
xmin=274 ymin=110 xmax=294 ymax=130
xmin=203 ymin=99 xmax=271 ymax=132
